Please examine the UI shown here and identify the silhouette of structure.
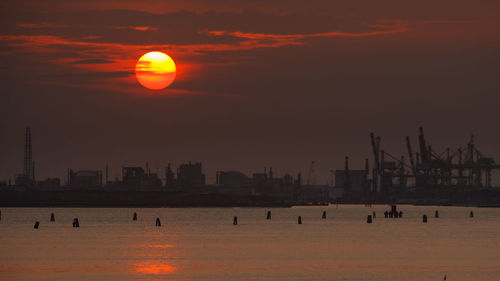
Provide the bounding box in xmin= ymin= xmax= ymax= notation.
xmin=15 ymin=127 xmax=35 ymax=186
xmin=177 ymin=162 xmax=205 ymax=188
xmin=121 ymin=167 xmax=161 ymax=189
xmin=68 ymin=169 xmax=102 ymax=188
xmin=24 ymin=127 xmax=34 ymax=181
xmin=165 ymin=163 xmax=175 ymax=188
xmin=332 ymin=127 xmax=500 ymax=203
xmin=2 ymin=126 xmax=500 ymax=207
xmin=370 ymin=127 xmax=500 ymax=194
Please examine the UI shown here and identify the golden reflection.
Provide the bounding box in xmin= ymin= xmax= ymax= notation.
xmin=147 ymin=244 xmax=174 ymax=248
xmin=134 ymin=261 xmax=176 ymax=274
xmin=132 ymin=243 xmax=177 ymax=274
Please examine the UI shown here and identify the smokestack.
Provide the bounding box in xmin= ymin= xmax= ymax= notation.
xmin=23 ymin=127 xmax=34 ymax=181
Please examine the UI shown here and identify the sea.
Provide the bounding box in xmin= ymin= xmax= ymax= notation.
xmin=1 ymin=205 xmax=499 ymax=281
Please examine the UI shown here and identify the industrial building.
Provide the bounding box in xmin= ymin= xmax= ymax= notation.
xmin=176 ymin=162 xmax=206 ymax=188
xmin=121 ymin=166 xmax=162 ymax=189
xmin=5 ymin=126 xmax=500 ymax=206
xmin=216 ymin=171 xmax=251 ymax=186
xmin=68 ymin=169 xmax=103 ymax=188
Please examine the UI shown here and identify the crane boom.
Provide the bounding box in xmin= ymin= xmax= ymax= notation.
xmin=406 ymin=136 xmax=416 ymax=175
xmin=370 ymin=133 xmax=380 ymax=192
xmin=418 ymin=127 xmax=428 ymax=163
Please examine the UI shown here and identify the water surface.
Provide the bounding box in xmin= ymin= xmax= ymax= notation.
xmin=1 ymin=205 xmax=499 ymax=280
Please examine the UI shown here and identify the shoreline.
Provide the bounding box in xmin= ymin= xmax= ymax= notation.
xmin=0 ymin=202 xmax=498 ymax=208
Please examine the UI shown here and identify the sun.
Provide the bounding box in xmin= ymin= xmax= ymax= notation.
xmin=135 ymin=51 xmax=176 ymax=90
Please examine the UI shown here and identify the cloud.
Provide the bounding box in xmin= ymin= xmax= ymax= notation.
xmin=17 ymin=23 xmax=68 ymax=29
xmin=71 ymin=59 xmax=115 ymax=64
xmin=208 ymin=25 xmax=406 ymax=39
xmin=0 ymin=11 xmax=408 ymax=95
xmin=3 ymin=7 xmax=494 ymax=97
xmin=113 ymin=26 xmax=159 ymax=31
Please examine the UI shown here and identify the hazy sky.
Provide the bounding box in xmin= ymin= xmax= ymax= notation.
xmin=1 ymin=0 xmax=500 ymax=184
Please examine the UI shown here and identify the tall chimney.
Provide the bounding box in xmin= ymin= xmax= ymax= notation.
xmin=23 ymin=127 xmax=33 ymax=181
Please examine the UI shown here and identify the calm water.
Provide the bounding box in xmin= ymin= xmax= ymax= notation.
xmin=1 ymin=205 xmax=499 ymax=281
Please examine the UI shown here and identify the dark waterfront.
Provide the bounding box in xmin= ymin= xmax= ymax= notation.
xmin=3 ymin=127 xmax=500 ymax=208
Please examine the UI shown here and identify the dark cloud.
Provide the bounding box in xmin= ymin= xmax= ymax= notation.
xmin=71 ymin=59 xmax=115 ymax=64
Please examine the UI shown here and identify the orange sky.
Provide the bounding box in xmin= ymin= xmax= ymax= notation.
xmin=1 ymin=0 xmax=500 ymax=183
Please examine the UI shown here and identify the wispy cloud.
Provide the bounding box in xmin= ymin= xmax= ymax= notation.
xmin=17 ymin=23 xmax=68 ymax=29
xmin=204 ymin=23 xmax=406 ymax=40
xmin=0 ymin=19 xmax=407 ymax=95
xmin=71 ymin=59 xmax=115 ymax=64
xmin=114 ymin=26 xmax=159 ymax=31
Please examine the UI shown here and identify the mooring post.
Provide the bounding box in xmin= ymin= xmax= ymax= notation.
xmin=367 ymin=215 xmax=372 ymax=223
xmin=155 ymin=218 xmax=161 ymax=227
xmin=50 ymin=213 xmax=55 ymax=222
xmin=391 ymin=205 xmax=397 ymax=214
xmin=34 ymin=221 xmax=40 ymax=229
xmin=233 ymin=216 xmax=238 ymax=225
xmin=423 ymin=215 xmax=427 ymax=223
xmin=322 ymin=211 xmax=326 ymax=219
xmin=298 ymin=216 xmax=302 ymax=224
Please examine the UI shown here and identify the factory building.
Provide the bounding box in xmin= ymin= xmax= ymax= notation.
xmin=216 ymin=171 xmax=251 ymax=186
xmin=252 ymin=173 xmax=267 ymax=184
xmin=121 ymin=166 xmax=162 ymax=189
xmin=37 ymin=178 xmax=60 ymax=189
xmin=177 ymin=162 xmax=205 ymax=188
xmin=335 ymin=170 xmax=369 ymax=195
xmin=68 ymin=169 xmax=102 ymax=188
xmin=165 ymin=163 xmax=175 ymax=188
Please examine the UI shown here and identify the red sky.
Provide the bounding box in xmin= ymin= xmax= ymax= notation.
xmin=1 ymin=0 xmax=500 ymax=183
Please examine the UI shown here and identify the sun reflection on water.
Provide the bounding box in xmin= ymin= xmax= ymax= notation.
xmin=132 ymin=243 xmax=177 ymax=274
xmin=147 ymin=244 xmax=174 ymax=248
xmin=134 ymin=261 xmax=176 ymax=274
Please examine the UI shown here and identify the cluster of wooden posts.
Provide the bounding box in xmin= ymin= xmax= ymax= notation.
xmin=0 ymin=207 xmax=477 ymax=229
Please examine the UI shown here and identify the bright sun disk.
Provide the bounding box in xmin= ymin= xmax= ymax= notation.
xmin=135 ymin=51 xmax=176 ymax=90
